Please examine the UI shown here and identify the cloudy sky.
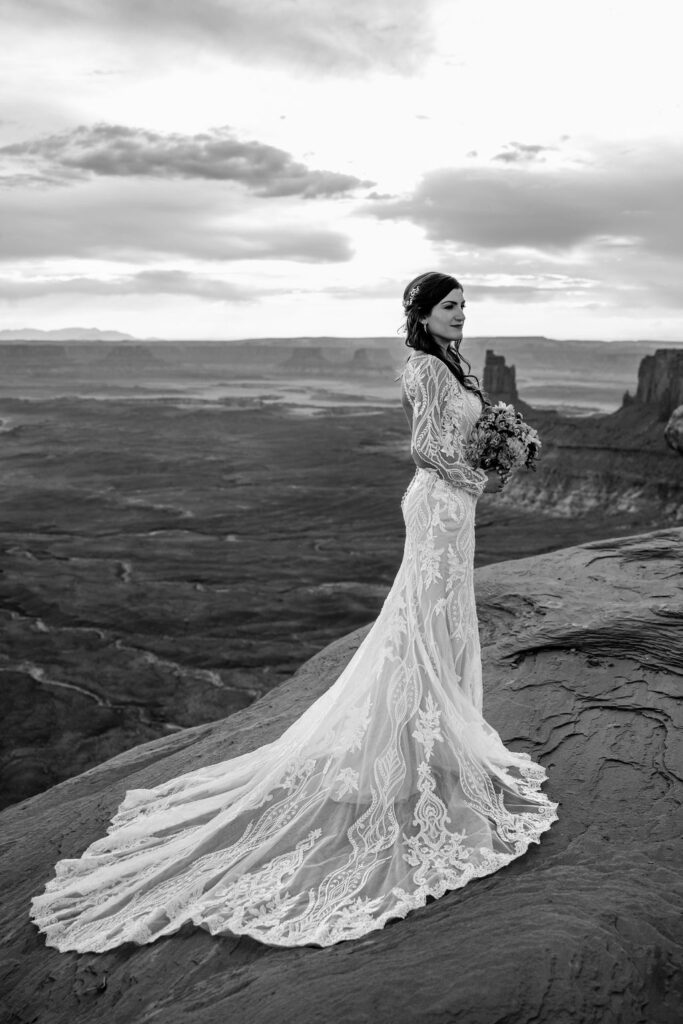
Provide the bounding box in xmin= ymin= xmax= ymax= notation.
xmin=1 ymin=0 xmax=681 ymax=340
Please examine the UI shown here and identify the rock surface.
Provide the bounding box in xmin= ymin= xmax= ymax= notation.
xmin=1 ymin=528 xmax=682 ymax=1023
xmin=483 ymin=349 xmax=519 ymax=405
xmin=501 ymin=402 xmax=683 ymax=521
xmin=665 ymin=405 xmax=683 ymax=455
xmin=624 ymin=348 xmax=683 ymax=419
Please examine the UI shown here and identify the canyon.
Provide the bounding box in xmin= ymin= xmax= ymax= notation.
xmin=483 ymin=347 xmax=683 ymax=522
xmin=0 ymin=339 xmax=680 ymax=811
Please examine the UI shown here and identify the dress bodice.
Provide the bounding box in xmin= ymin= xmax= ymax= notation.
xmin=401 ymin=352 xmax=487 ymax=498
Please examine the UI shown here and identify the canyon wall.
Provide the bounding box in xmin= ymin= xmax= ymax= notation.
xmin=623 ymin=347 xmax=683 ymax=419
xmin=496 ymin=404 xmax=683 ymax=521
xmin=497 ymin=348 xmax=683 ymax=520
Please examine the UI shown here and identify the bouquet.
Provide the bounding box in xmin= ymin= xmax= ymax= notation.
xmin=466 ymin=402 xmax=541 ymax=487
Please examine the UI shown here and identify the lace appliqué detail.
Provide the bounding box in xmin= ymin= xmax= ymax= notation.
xmin=402 ymin=354 xmax=487 ymax=499
xmin=412 ymin=694 xmax=444 ymax=760
xmin=334 ymin=768 xmax=360 ymax=799
xmin=404 ymin=763 xmax=474 ymax=887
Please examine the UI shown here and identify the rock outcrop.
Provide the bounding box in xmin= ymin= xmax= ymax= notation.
xmin=665 ymin=405 xmax=683 ymax=455
xmin=483 ymin=349 xmax=518 ymax=404
xmin=1 ymin=528 xmax=681 ymax=1024
xmin=349 ymin=346 xmax=396 ymax=372
xmin=280 ymin=346 xmax=333 ymax=374
xmin=623 ymin=348 xmax=683 ymax=420
xmin=495 ymin=400 xmax=683 ymax=522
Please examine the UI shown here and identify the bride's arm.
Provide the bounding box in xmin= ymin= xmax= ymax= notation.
xmin=406 ymin=355 xmax=488 ymax=497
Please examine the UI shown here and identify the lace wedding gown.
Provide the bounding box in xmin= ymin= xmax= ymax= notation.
xmin=31 ymin=351 xmax=558 ymax=952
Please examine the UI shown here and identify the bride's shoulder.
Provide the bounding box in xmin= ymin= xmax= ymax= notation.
xmin=406 ymin=351 xmax=455 ymax=387
xmin=406 ymin=351 xmax=446 ymax=372
xmin=403 ymin=351 xmax=430 ymax=383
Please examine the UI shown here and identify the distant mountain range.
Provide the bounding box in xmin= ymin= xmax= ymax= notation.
xmin=0 ymin=328 xmax=136 ymax=341
xmin=3 ymin=329 xmax=682 ymax=348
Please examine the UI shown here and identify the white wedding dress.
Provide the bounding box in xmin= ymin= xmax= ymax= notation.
xmin=30 ymin=352 xmax=558 ymax=952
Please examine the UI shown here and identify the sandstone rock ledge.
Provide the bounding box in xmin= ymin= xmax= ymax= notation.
xmin=1 ymin=529 xmax=682 ymax=1024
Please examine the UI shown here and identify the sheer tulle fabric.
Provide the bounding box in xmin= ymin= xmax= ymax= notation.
xmin=30 ymin=353 xmax=558 ymax=952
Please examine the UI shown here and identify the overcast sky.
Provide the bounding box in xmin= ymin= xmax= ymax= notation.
xmin=1 ymin=0 xmax=681 ymax=340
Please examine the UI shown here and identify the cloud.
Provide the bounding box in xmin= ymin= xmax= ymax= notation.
xmin=3 ymin=0 xmax=435 ymax=74
xmin=367 ymin=145 xmax=683 ymax=257
xmin=465 ymin=283 xmax=573 ymax=303
xmin=321 ymin=274 xmax=598 ymax=308
xmin=0 ymin=270 xmax=258 ymax=301
xmin=0 ymin=179 xmax=354 ymax=263
xmin=0 ymin=124 xmax=373 ymax=197
xmin=491 ymin=141 xmax=555 ymax=164
xmin=2 ymin=269 xmax=563 ymax=308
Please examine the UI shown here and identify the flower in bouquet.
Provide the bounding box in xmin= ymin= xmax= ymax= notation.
xmin=466 ymin=402 xmax=541 ymax=487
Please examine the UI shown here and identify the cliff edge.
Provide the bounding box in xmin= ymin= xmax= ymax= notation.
xmin=1 ymin=529 xmax=682 ymax=1024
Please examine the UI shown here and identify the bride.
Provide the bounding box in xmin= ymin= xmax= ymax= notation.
xmin=31 ymin=271 xmax=558 ymax=952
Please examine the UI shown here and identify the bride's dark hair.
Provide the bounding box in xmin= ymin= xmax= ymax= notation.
xmin=402 ymin=271 xmax=488 ymax=406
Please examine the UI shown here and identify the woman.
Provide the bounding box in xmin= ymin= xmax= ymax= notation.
xmin=31 ymin=272 xmax=558 ymax=952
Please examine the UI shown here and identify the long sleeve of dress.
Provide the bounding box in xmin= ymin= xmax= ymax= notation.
xmin=403 ymin=353 xmax=488 ymax=498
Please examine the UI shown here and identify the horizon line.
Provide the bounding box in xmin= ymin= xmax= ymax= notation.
xmin=2 ymin=332 xmax=683 ymax=346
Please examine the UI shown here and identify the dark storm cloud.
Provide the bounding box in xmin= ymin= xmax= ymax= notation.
xmin=0 ymin=124 xmax=372 ymax=197
xmin=367 ymin=153 xmax=683 ymax=257
xmin=4 ymin=0 xmax=434 ymax=74
xmin=0 ymin=270 xmax=257 ymax=300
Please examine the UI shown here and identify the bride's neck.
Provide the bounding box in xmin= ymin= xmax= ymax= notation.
xmin=432 ymin=338 xmax=459 ymax=358
xmin=432 ymin=340 xmax=460 ymax=367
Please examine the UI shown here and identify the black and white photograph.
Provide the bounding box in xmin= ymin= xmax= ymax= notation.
xmin=0 ymin=1 xmax=681 ymax=1022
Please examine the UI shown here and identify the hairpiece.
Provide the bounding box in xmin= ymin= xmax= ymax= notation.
xmin=403 ymin=284 xmax=420 ymax=311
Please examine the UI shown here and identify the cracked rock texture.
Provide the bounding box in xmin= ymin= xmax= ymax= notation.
xmin=1 ymin=529 xmax=682 ymax=1024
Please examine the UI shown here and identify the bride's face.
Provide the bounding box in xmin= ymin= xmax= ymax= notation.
xmin=422 ymin=288 xmax=466 ymax=347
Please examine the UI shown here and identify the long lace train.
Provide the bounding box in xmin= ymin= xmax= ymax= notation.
xmin=30 ymin=465 xmax=558 ymax=952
